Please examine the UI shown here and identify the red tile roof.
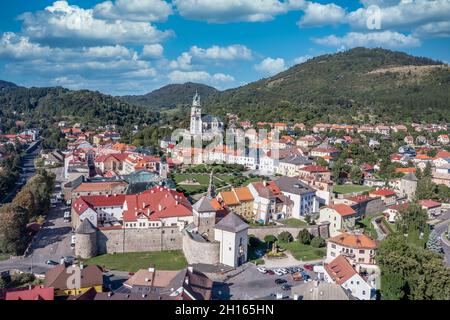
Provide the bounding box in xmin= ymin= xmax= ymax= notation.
xmin=369 ymin=189 xmax=396 ymax=197
xmin=300 ymin=165 xmax=329 ymax=173
xmin=123 ymin=186 xmax=192 ymax=222
xmin=327 ymin=204 xmax=356 ymax=216
xmin=5 ymin=286 xmax=54 ymax=300
xmin=324 ymin=255 xmax=357 ymax=285
xmin=420 ymin=199 xmax=441 ymax=209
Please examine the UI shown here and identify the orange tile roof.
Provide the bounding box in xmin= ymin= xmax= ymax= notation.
xmin=219 ymin=191 xmax=240 ymax=206
xmin=328 ymin=232 xmax=378 ymax=250
xmin=210 ymin=198 xmax=223 ymax=210
xmin=324 ymin=255 xmax=357 ymax=285
xmin=234 ymin=187 xmax=254 ymax=202
xmin=395 ymin=167 xmax=416 ymax=174
xmin=327 ymin=204 xmax=356 ymax=216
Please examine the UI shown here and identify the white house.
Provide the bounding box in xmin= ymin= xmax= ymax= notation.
xmin=322 ymin=255 xmax=376 ymax=300
xmin=275 ymin=176 xmax=318 ymax=219
xmin=214 ymin=212 xmax=249 ymax=268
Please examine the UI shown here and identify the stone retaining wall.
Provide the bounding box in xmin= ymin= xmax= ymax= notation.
xmin=182 ymin=232 xmax=220 ymax=265
xmin=97 ymin=227 xmax=183 ymax=254
xmin=249 ymin=223 xmax=330 ymax=240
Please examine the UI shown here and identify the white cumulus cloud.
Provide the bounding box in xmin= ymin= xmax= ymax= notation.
xmin=298 ymin=2 xmax=346 ymax=27
xmin=18 ymin=1 xmax=173 ymax=46
xmin=189 ymin=44 xmax=253 ymax=60
xmin=173 ymin=0 xmax=305 ymax=23
xmin=254 ymin=57 xmax=286 ymax=75
xmin=168 ymin=70 xmax=235 ymax=84
xmin=142 ymin=44 xmax=164 ymax=59
xmin=93 ymin=0 xmax=173 ymax=22
xmin=314 ymin=31 xmax=421 ymax=49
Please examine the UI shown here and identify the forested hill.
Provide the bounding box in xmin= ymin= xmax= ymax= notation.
xmin=203 ymin=47 xmax=450 ymax=124
xmin=122 ymin=82 xmax=218 ymax=109
xmin=0 ymin=80 xmax=19 ymax=92
xmin=0 ymin=86 xmax=158 ymax=133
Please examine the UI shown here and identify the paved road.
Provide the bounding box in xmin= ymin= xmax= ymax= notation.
xmin=0 ymin=166 xmax=73 ymax=274
xmin=1 ymin=141 xmax=41 ymax=204
xmin=215 ymin=264 xmax=317 ymax=300
xmin=434 ymin=210 xmax=450 ymax=267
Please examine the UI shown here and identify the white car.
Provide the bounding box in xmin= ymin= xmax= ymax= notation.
xmin=279 ymin=268 xmax=288 ymax=275
xmin=257 ymin=267 xmax=267 ymax=274
xmin=273 ymin=269 xmax=284 ymax=276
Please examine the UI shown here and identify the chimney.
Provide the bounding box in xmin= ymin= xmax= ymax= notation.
xmin=263 ymin=180 xmax=267 ymax=187
xmin=148 ymin=267 xmax=155 ymax=273
xmin=108 ymin=292 xmax=113 ymax=297
xmin=80 ymin=263 xmax=84 ymax=269
xmin=294 ymin=294 xmax=299 ymax=300
xmin=188 ymin=266 xmax=193 ymax=273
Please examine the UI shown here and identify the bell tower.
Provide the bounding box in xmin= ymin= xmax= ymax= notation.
xmin=190 ymin=90 xmax=203 ymax=135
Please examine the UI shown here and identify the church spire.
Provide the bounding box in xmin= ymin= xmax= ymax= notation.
xmin=193 ymin=89 xmax=201 ymax=107
xmin=207 ymin=170 xmax=216 ymax=199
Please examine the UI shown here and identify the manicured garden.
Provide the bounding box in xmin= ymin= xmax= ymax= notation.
xmin=333 ymin=184 xmax=373 ymax=194
xmin=83 ymin=250 xmax=188 ymax=272
xmin=277 ymin=242 xmax=326 ymax=261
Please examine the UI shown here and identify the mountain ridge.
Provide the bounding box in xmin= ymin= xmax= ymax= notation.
xmin=122 ymin=82 xmax=219 ymax=109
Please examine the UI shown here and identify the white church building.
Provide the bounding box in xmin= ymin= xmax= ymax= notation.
xmin=190 ymin=91 xmax=224 ymax=136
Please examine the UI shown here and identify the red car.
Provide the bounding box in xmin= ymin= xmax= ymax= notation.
xmin=266 ymin=270 xmax=275 ymax=275
xmin=304 ymin=264 xmax=314 ymax=271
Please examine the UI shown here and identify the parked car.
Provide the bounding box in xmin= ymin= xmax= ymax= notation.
xmin=63 ymin=256 xmax=76 ymax=264
xmin=257 ymin=267 xmax=267 ymax=274
xmin=291 ymin=273 xmax=303 ymax=281
xmin=46 ymin=260 xmax=59 ymax=266
xmin=266 ymin=270 xmax=275 ymax=276
xmin=279 ymin=268 xmax=288 ymax=275
xmin=281 ymin=284 xmax=292 ymax=291
xmin=273 ymin=269 xmax=284 ymax=276
xmin=304 ymin=264 xmax=314 ymax=271
xmin=275 ymin=278 xmax=287 ymax=285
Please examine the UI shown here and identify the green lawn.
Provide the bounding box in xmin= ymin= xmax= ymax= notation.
xmin=333 ymin=184 xmax=373 ymax=194
xmin=83 ymin=250 xmax=188 ymax=272
xmin=356 ymin=215 xmax=379 ymax=239
xmin=278 ymin=241 xmax=326 ymax=261
xmin=279 ymin=218 xmax=307 ymax=227
xmin=0 ymin=253 xmax=9 ymax=261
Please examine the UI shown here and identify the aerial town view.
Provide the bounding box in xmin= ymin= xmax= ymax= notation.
xmin=0 ymin=0 xmax=449 ymax=311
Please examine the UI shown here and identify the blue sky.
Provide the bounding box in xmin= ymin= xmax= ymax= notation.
xmin=0 ymin=0 xmax=449 ymax=95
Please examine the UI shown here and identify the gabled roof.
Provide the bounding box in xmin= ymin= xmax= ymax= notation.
xmin=324 ymin=255 xmax=357 ymax=285
xmin=76 ymin=218 xmax=97 ymax=234
xmin=326 ymin=204 xmax=356 ymax=217
xmin=193 ymin=196 xmax=216 ymax=213
xmin=369 ymin=189 xmax=396 ymax=197
xmin=214 ymin=212 xmax=248 ymax=233
xmin=123 ymin=186 xmax=192 ymax=222
xmin=328 ymin=232 xmax=378 ymax=249
xmin=5 ymin=286 xmax=54 ymax=300
xmin=420 ymin=199 xmax=441 ymax=209
xmin=402 ymin=172 xmax=418 ymax=181
xmin=233 ymin=187 xmax=253 ymax=202
xmin=275 ymin=176 xmax=315 ymax=195
xmin=44 ymin=265 xmax=103 ymax=290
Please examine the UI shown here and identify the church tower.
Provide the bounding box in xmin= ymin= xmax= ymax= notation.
xmin=190 ymin=91 xmax=203 ymax=135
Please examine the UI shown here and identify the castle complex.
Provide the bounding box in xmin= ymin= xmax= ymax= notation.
xmin=73 ymin=181 xmax=248 ymax=269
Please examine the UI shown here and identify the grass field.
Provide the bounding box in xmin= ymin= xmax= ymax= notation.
xmin=356 ymin=215 xmax=380 ymax=239
xmin=279 ymin=218 xmax=307 ymax=227
xmin=333 ymin=184 xmax=373 ymax=194
xmin=173 ymin=173 xmax=263 ymax=194
xmin=83 ymin=250 xmax=188 ymax=272
xmin=0 ymin=254 xmax=9 ymax=261
xmin=278 ymin=241 xmax=326 ymax=261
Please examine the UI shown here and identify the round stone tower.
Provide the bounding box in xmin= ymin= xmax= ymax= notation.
xmin=75 ymin=219 xmax=98 ymax=259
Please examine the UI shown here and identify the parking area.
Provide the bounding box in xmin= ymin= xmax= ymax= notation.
xmin=214 ymin=264 xmax=319 ymax=300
